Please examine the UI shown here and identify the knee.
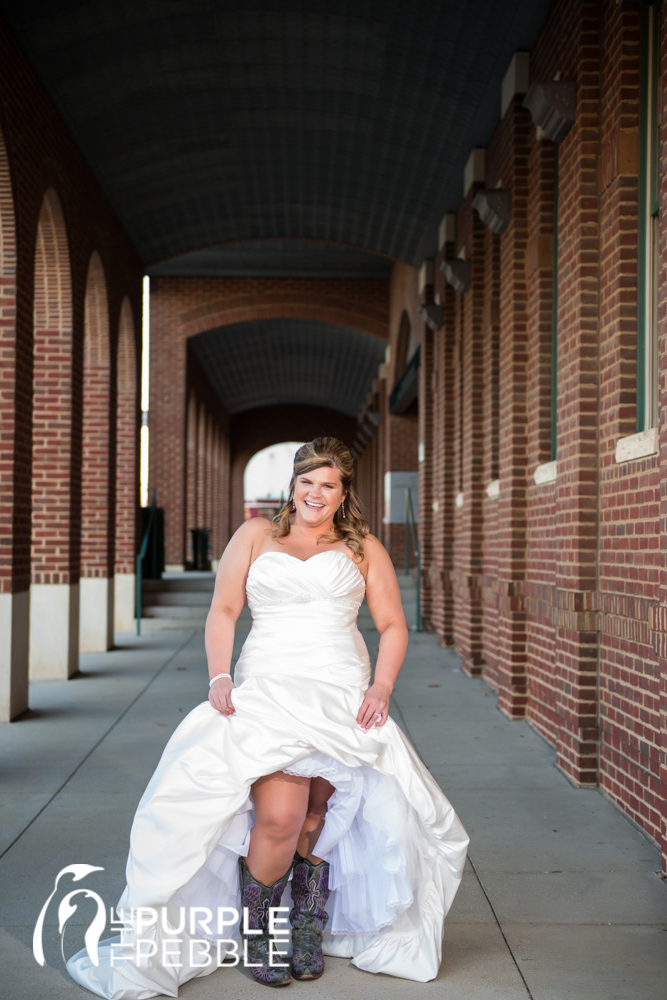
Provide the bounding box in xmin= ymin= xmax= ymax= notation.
xmin=306 ymin=780 xmax=333 ymax=819
xmin=255 ymin=804 xmax=304 ymax=844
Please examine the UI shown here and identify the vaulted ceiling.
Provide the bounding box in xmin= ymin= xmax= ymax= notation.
xmin=189 ymin=319 xmax=387 ymax=416
xmin=1 ymin=0 xmax=553 ymax=273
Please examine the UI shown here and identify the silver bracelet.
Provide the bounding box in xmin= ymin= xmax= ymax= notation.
xmin=209 ymin=673 xmax=231 ymax=688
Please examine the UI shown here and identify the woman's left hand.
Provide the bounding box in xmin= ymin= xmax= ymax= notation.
xmin=357 ymin=682 xmax=391 ymax=730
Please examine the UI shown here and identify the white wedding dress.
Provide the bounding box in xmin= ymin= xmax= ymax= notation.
xmin=67 ymin=550 xmax=469 ymax=998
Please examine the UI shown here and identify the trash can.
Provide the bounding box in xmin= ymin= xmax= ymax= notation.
xmin=190 ymin=528 xmax=211 ymax=571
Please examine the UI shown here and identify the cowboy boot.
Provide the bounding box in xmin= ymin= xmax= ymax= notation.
xmin=238 ymin=857 xmax=292 ymax=987
xmin=289 ymin=851 xmax=330 ymax=980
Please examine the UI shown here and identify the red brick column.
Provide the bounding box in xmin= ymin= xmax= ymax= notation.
xmin=550 ymin=0 xmax=602 ymax=786
xmin=452 ymin=190 xmax=486 ymax=676
xmin=30 ymin=189 xmax=80 ymax=681
xmin=418 ymin=323 xmax=435 ymax=626
xmin=431 ymin=233 xmax=457 ymax=645
xmin=80 ymin=252 xmax=113 ymax=651
xmin=486 ymin=95 xmax=532 ymax=717
xmin=524 ymin=134 xmax=559 ymax=746
xmin=114 ymin=297 xmax=139 ymax=630
xmin=480 ymin=222 xmax=502 ymax=693
xmin=0 ymin=125 xmax=27 ymax=719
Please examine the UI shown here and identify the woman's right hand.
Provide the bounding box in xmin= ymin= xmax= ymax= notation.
xmin=208 ymin=676 xmax=236 ymax=716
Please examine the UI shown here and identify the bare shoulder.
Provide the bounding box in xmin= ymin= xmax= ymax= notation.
xmin=362 ymin=533 xmax=390 ymax=561
xmin=361 ymin=533 xmax=394 ymax=572
xmin=233 ymin=516 xmax=274 ymax=543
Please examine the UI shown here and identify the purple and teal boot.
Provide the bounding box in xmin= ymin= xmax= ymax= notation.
xmin=238 ymin=857 xmax=292 ymax=987
xmin=289 ymin=852 xmax=330 ymax=980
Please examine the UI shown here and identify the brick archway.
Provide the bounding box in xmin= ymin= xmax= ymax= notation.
xmin=149 ymin=277 xmax=388 ymax=567
xmin=179 ymin=284 xmax=388 ymax=342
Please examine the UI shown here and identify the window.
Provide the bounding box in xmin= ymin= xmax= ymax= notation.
xmin=637 ymin=0 xmax=661 ymax=431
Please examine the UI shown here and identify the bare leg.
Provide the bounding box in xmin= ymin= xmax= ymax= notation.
xmin=296 ymin=776 xmax=335 ymax=862
xmin=246 ymin=771 xmax=311 ymax=884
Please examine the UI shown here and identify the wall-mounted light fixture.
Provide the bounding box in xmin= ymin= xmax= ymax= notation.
xmin=472 ymin=189 xmax=512 ymax=235
xmin=440 ymin=259 xmax=471 ymax=294
xmin=522 ymin=81 xmax=576 ymax=143
xmin=418 ymin=303 xmax=443 ymax=331
xmin=352 ymin=409 xmax=381 ymax=455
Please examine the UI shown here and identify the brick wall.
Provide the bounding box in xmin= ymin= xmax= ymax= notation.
xmin=355 ymin=0 xmax=667 ymax=869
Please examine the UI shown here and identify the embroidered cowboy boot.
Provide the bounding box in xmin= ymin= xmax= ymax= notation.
xmin=238 ymin=857 xmax=292 ymax=987
xmin=289 ymin=851 xmax=330 ymax=980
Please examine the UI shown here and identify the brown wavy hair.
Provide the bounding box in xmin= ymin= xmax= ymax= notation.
xmin=271 ymin=437 xmax=369 ymax=559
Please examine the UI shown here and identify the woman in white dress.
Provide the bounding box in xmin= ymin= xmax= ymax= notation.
xmin=67 ymin=437 xmax=468 ymax=998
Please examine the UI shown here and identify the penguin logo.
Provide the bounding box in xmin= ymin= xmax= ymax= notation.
xmin=33 ymin=864 xmax=106 ymax=967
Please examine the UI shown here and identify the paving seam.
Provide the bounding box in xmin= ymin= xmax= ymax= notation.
xmin=391 ymin=689 xmax=534 ymax=999
xmin=0 ymin=630 xmax=197 ymax=861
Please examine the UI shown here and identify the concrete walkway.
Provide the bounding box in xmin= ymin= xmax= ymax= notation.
xmin=1 ymin=617 xmax=666 ymax=1000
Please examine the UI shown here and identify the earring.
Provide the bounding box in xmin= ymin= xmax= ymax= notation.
xmin=340 ymin=500 xmax=346 ymax=519
xmin=291 ymin=499 xmax=296 ymax=512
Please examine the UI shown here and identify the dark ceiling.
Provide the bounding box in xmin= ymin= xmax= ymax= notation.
xmin=1 ymin=0 xmax=553 ymax=274
xmin=189 ymin=318 xmax=387 ymax=416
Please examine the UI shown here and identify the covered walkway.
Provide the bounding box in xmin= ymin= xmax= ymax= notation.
xmin=0 ymin=1 xmax=666 ymax=987
xmin=1 ymin=617 xmax=666 ymax=1000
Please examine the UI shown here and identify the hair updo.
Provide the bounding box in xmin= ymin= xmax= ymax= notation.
xmin=271 ymin=436 xmax=369 ymax=559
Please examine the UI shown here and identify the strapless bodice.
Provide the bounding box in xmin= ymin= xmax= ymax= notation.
xmin=235 ymin=548 xmax=370 ymax=686
xmin=245 ymin=549 xmax=366 ymax=613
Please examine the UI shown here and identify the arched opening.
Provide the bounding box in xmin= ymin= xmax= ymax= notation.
xmin=243 ymin=441 xmax=305 ymax=520
xmin=30 ymin=189 xmax=76 ymax=680
xmin=114 ymin=297 xmax=138 ymax=631
xmin=0 ymin=123 xmax=26 ymax=720
xmin=80 ymin=252 xmax=112 ymax=651
xmin=185 ymin=391 xmax=197 ymax=567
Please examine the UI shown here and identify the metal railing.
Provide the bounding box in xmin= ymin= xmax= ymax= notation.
xmin=136 ymin=490 xmax=158 ymax=636
xmin=404 ymin=488 xmax=421 ymax=631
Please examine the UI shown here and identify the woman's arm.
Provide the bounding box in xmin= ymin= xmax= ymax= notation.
xmin=205 ymin=517 xmax=267 ymax=715
xmin=357 ymin=535 xmax=408 ymax=729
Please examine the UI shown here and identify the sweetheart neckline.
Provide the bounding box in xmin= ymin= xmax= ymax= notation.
xmin=249 ymin=549 xmax=366 ymax=585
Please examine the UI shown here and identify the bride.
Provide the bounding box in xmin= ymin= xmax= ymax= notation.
xmin=67 ymin=436 xmax=468 ymax=998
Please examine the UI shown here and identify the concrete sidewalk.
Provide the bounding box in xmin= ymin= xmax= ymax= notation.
xmin=1 ymin=618 xmax=666 ymax=1000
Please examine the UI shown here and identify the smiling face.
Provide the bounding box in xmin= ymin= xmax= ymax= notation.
xmin=292 ymin=465 xmax=347 ymax=528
